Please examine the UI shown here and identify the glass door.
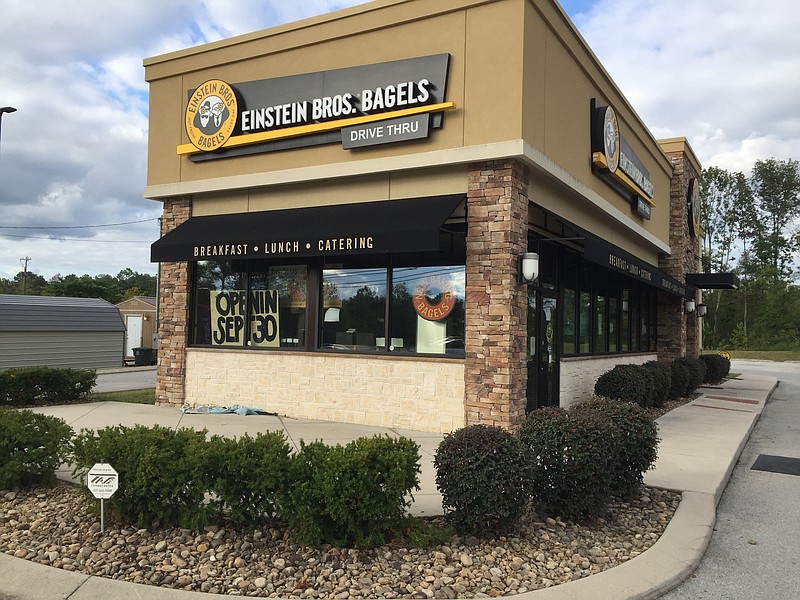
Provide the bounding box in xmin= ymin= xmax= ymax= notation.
xmin=526 ymin=288 xmax=560 ymax=411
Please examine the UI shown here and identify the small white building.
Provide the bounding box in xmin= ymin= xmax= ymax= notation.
xmin=0 ymin=295 xmax=126 ymax=371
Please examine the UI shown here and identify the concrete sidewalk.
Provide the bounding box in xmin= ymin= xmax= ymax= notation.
xmin=0 ymin=372 xmax=778 ymax=600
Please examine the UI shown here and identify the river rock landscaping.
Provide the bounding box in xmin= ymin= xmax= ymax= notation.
xmin=1 ymin=483 xmax=679 ymax=598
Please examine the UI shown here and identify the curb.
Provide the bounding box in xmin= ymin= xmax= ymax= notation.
xmin=515 ymin=491 xmax=715 ymax=600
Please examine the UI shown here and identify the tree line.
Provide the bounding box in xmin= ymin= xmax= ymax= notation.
xmin=0 ymin=268 xmax=157 ymax=305
xmin=700 ymin=158 xmax=800 ymax=350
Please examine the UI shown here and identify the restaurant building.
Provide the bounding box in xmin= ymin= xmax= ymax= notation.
xmin=146 ymin=0 xmax=710 ymax=433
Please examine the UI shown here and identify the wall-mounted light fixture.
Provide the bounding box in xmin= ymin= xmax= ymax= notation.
xmin=684 ymin=299 xmax=696 ymax=314
xmin=697 ymin=303 xmax=707 ymax=317
xmin=519 ymin=252 xmax=539 ymax=285
xmin=622 ymin=299 xmax=629 ymax=313
xmin=143 ymin=315 xmax=149 ymax=322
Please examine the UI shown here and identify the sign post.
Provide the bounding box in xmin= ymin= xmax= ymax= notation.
xmin=87 ymin=463 xmax=118 ymax=533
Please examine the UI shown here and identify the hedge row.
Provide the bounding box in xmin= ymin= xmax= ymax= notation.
xmin=593 ymin=354 xmax=731 ymax=408
xmin=0 ymin=367 xmax=96 ymax=407
xmin=434 ymin=398 xmax=659 ymax=534
xmin=70 ymin=425 xmax=420 ymax=548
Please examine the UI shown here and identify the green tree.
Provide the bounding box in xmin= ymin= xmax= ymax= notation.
xmin=748 ymin=158 xmax=800 ymax=279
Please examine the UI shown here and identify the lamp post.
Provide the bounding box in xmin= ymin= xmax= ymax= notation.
xmin=0 ymin=106 xmax=17 ymax=158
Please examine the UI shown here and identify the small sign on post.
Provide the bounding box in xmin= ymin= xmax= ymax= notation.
xmin=87 ymin=462 xmax=118 ymax=533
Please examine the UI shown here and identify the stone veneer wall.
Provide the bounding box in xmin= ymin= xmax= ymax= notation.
xmin=559 ymin=354 xmax=658 ymax=408
xmin=155 ymin=197 xmax=192 ymax=407
xmin=658 ymin=149 xmax=702 ymax=361
xmin=184 ymin=349 xmax=465 ymax=433
xmin=464 ymin=160 xmax=530 ymax=431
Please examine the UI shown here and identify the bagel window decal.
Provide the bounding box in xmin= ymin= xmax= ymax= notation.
xmin=413 ymin=275 xmax=455 ymax=321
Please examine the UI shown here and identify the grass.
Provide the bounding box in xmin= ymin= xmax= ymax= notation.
xmin=89 ymin=388 xmax=156 ymax=405
xmin=712 ymin=350 xmax=800 ymax=362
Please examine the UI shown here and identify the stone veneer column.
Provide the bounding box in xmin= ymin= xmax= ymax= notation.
xmin=658 ymin=148 xmax=702 ymax=360
xmin=155 ymin=197 xmax=192 ymax=407
xmin=464 ymin=160 xmax=530 ymax=431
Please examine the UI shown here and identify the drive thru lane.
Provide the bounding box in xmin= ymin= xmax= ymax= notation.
xmin=658 ymin=360 xmax=800 ymax=599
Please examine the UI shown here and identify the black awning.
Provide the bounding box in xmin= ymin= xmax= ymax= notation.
xmin=151 ymin=194 xmax=465 ymax=262
xmin=583 ymin=237 xmax=689 ymax=297
xmin=686 ymin=272 xmax=740 ymax=290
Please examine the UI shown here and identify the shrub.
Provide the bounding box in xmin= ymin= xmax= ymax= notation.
xmin=519 ymin=408 xmax=615 ymax=520
xmin=643 ymin=361 xmax=671 ymax=408
xmin=434 ymin=425 xmax=532 ymax=536
xmin=282 ymin=436 xmax=420 ymax=547
xmin=675 ymin=356 xmax=704 ymax=393
xmin=0 ymin=408 xmax=73 ymax=489
xmin=594 ymin=364 xmax=655 ymax=408
xmin=699 ymin=354 xmax=730 ymax=384
xmin=71 ymin=425 xmax=210 ymax=529
xmin=575 ymin=398 xmax=659 ymax=500
xmin=205 ymin=432 xmax=292 ymax=525
xmin=0 ymin=367 xmax=96 ymax=407
xmin=668 ymin=361 xmax=691 ymax=399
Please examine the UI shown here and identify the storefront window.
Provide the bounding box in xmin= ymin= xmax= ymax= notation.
xmin=621 ymin=290 xmax=630 ymax=351
xmin=579 ymin=291 xmax=591 ymax=353
xmin=389 ymin=265 xmax=465 ymax=355
xmin=191 ymin=260 xmax=247 ymax=346
xmin=249 ymin=263 xmax=308 ymax=348
xmin=320 ymin=268 xmax=387 ymax=351
xmin=563 ymin=288 xmax=576 ymax=354
xmin=595 ymin=293 xmax=607 ymax=352
xmin=608 ymin=297 xmax=618 ymax=352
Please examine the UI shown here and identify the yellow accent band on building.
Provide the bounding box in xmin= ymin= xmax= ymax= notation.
xmin=592 ymin=152 xmax=656 ymax=206
xmin=177 ymin=102 xmax=456 ymax=156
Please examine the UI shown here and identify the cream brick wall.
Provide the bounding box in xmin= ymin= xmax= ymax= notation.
xmin=185 ymin=349 xmax=465 ymax=433
xmin=559 ymin=354 xmax=657 ymax=408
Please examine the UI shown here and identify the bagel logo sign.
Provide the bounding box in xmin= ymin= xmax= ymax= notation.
xmin=185 ymin=79 xmax=239 ymax=152
xmin=413 ymin=276 xmax=455 ymax=321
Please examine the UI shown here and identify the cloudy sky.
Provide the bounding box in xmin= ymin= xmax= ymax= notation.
xmin=1 ymin=0 xmax=798 ymax=282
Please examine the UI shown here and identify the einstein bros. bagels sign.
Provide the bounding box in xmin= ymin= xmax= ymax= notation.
xmin=180 ymin=54 xmax=453 ymax=158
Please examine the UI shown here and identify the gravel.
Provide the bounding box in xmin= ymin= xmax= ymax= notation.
xmin=0 ymin=484 xmax=680 ymax=598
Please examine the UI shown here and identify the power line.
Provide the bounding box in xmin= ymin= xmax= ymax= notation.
xmin=0 ymin=233 xmax=152 ymax=243
xmin=0 ymin=217 xmax=159 ymax=229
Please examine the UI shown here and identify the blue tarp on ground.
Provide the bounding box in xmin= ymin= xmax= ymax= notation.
xmin=180 ymin=404 xmax=272 ymax=416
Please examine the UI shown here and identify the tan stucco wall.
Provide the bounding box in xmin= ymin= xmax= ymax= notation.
xmin=192 ymin=166 xmax=467 ymax=216
xmin=184 ymin=349 xmax=466 ymax=433
xmin=559 ymin=353 xmax=657 ymax=408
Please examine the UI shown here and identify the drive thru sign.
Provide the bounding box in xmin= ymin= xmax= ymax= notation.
xmin=87 ymin=463 xmax=118 ymax=499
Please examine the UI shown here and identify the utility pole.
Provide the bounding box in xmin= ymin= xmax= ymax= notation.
xmin=19 ymin=256 xmax=31 ymax=294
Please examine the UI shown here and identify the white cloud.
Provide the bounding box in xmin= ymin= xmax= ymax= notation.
xmin=571 ymin=0 xmax=800 ymax=173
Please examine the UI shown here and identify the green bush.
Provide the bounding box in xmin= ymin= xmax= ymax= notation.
xmin=519 ymin=408 xmax=615 ymax=520
xmin=0 ymin=367 xmax=96 ymax=407
xmin=594 ymin=363 xmax=655 ymax=408
xmin=0 ymin=408 xmax=73 ymax=489
xmin=699 ymin=354 xmax=730 ymax=383
xmin=676 ymin=356 xmax=704 ymax=393
xmin=575 ymin=398 xmax=659 ymax=500
xmin=205 ymin=432 xmax=292 ymax=525
xmin=434 ymin=425 xmax=532 ymax=536
xmin=668 ymin=361 xmax=691 ymax=399
xmin=643 ymin=361 xmax=671 ymax=408
xmin=71 ymin=425 xmax=210 ymax=529
xmin=282 ymin=436 xmax=420 ymax=547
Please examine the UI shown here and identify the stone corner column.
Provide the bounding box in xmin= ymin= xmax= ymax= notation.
xmin=155 ymin=196 xmax=191 ymax=407
xmin=464 ymin=160 xmax=529 ymax=432
xmin=658 ymin=147 xmax=702 ymax=360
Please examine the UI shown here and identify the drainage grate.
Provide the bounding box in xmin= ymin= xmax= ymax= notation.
xmin=750 ymin=454 xmax=800 ymax=477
